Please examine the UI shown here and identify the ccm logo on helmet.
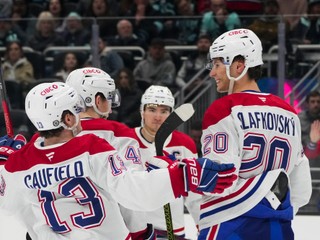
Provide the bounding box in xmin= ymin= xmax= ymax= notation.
xmin=83 ymin=68 xmax=102 ymax=74
xmin=228 ymin=29 xmax=248 ymax=36
xmin=40 ymin=84 xmax=58 ymax=96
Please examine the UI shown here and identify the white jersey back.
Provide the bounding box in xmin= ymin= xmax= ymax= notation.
xmin=79 ymin=118 xmax=147 ymax=235
xmin=199 ymin=91 xmax=312 ymax=229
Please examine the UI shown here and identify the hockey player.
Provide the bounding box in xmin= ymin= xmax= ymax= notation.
xmin=0 ymin=82 xmax=236 ymax=239
xmin=66 ymin=67 xmax=153 ymax=239
xmin=133 ymin=85 xmax=201 ymax=238
xmin=198 ymin=28 xmax=312 ymax=239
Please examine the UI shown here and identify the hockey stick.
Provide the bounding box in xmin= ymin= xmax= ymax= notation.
xmin=0 ymin=57 xmax=13 ymax=137
xmin=155 ymin=103 xmax=195 ymax=240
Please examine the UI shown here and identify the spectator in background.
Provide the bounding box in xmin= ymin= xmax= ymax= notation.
xmin=200 ymin=0 xmax=241 ymax=40
xmin=176 ymin=34 xmax=211 ymax=90
xmin=299 ymin=91 xmax=320 ymax=212
xmin=2 ymin=40 xmax=35 ymax=105
xmin=247 ymin=0 xmax=289 ymax=51
xmin=290 ymin=0 xmax=320 ymax=44
xmin=2 ymin=40 xmax=34 ymax=84
xmin=106 ymin=19 xmax=146 ymax=70
xmin=114 ymin=68 xmax=143 ymax=127
xmin=83 ymin=0 xmax=118 ymax=40
xmin=0 ymin=15 xmax=26 ymax=46
xmin=304 ymin=119 xmax=320 ymax=160
xmin=108 ymin=19 xmax=147 ymax=50
xmin=299 ymin=90 xmax=320 ymax=151
xmin=0 ymin=0 xmax=12 ymax=19
xmin=126 ymin=0 xmax=162 ymax=43
xmin=27 ymin=11 xmax=65 ymax=52
xmin=151 ymin=0 xmax=176 ymax=41
xmin=55 ymin=52 xmax=80 ymax=81
xmin=277 ymin=0 xmax=307 ymax=31
xmin=44 ymin=0 xmax=66 ymax=32
xmin=118 ymin=0 xmax=135 ymax=16
xmin=189 ymin=120 xmax=203 ymax=157
xmin=160 ymin=0 xmax=201 ymax=45
xmin=152 ymin=0 xmax=175 ymax=16
xmin=133 ymin=37 xmax=176 ymax=91
xmin=75 ymin=0 xmax=92 ymax=15
xmin=86 ymin=37 xmax=124 ymax=79
xmin=225 ymin=0 xmax=263 ymax=26
xmin=196 ymin=0 xmax=211 ymax=14
xmin=11 ymin=0 xmax=36 ymax=36
xmin=60 ymin=11 xmax=91 ymax=46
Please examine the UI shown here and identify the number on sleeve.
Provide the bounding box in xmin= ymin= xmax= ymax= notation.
xmin=203 ymin=133 xmax=228 ymax=155
xmin=125 ymin=146 xmax=141 ymax=164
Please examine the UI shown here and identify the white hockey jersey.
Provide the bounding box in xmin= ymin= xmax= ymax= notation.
xmin=0 ymin=134 xmax=177 ymax=240
xmin=133 ymin=127 xmax=201 ymax=236
xmin=80 ymin=118 xmax=143 ymax=171
xmin=79 ymin=118 xmax=147 ymax=237
xmin=199 ymin=91 xmax=312 ymax=230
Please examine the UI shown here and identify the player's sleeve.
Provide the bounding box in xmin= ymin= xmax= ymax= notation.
xmin=119 ymin=204 xmax=149 ymax=238
xmin=201 ymin=113 xmax=241 ymax=195
xmin=88 ymin=144 xmax=176 ymax=211
xmin=180 ymin=135 xmax=201 ymax=225
xmin=0 ymin=168 xmax=27 ymax=215
xmin=108 ymin=164 xmax=176 ymax=211
xmin=113 ymin=132 xmax=144 ymax=171
xmin=288 ymin=151 xmax=312 ymax=214
xmin=184 ymin=191 xmax=201 ymax=225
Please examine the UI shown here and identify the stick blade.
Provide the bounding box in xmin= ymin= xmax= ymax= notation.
xmin=155 ymin=103 xmax=195 ymax=156
xmin=174 ymin=103 xmax=195 ymax=122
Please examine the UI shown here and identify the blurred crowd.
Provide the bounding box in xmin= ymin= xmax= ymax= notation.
xmin=1 ymin=0 xmax=318 ymax=89
xmin=1 ymin=0 xmax=319 ymax=126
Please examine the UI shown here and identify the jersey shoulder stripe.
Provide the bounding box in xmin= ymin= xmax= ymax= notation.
xmin=5 ymin=134 xmax=115 ymax=172
xmin=167 ymin=131 xmax=197 ymax=154
xmin=81 ymin=118 xmax=137 ymax=138
xmin=203 ymin=92 xmax=297 ymax=130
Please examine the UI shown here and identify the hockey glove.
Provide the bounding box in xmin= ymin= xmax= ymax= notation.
xmin=0 ymin=134 xmax=27 ymax=162
xmin=155 ymin=157 xmax=237 ymax=198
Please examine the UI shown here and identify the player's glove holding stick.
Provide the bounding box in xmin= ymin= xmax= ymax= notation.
xmin=146 ymin=156 xmax=237 ymax=197
xmin=0 ymin=134 xmax=27 ymax=163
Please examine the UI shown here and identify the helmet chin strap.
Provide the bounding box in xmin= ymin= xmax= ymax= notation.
xmin=226 ymin=66 xmax=249 ymax=95
xmin=92 ymin=100 xmax=111 ymax=119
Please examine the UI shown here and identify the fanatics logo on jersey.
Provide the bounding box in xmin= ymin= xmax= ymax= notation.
xmin=0 ymin=175 xmax=6 ymax=196
xmin=46 ymin=152 xmax=55 ymax=161
xmin=258 ymin=97 xmax=266 ymax=103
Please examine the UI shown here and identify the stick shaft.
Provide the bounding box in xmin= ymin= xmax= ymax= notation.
xmin=154 ymin=103 xmax=195 ymax=240
xmin=0 ymin=59 xmax=13 ymax=137
xmin=2 ymin=100 xmax=14 ymax=137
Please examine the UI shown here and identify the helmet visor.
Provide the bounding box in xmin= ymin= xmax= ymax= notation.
xmin=108 ymin=89 xmax=121 ymax=108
